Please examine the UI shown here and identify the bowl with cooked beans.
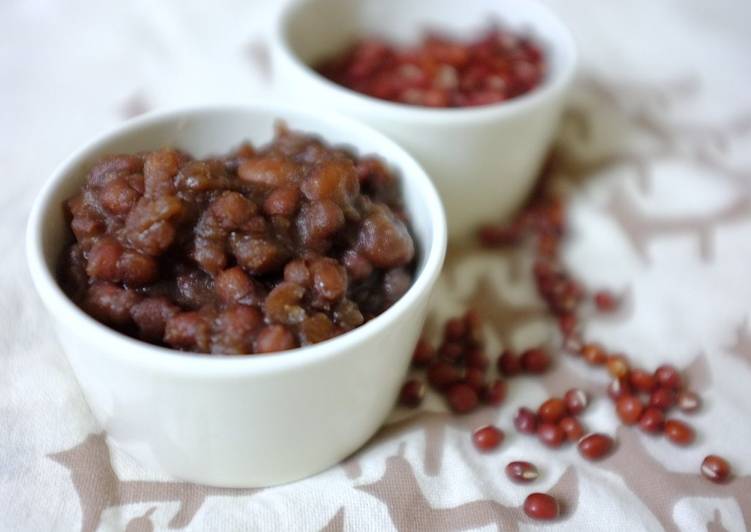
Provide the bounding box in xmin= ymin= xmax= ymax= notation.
xmin=26 ymin=103 xmax=446 ymax=487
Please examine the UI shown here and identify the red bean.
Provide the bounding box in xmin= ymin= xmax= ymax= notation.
xmin=606 ymin=354 xmax=630 ymax=379
xmin=238 ymin=156 xmax=298 ymax=188
xmin=426 ymin=361 xmax=461 ymax=391
xmin=563 ymin=388 xmax=588 ymax=415
xmin=649 ymin=388 xmax=677 ymax=411
xmin=357 ymin=205 xmax=415 ymax=268
xmin=629 ymin=369 xmax=656 ymax=393
xmin=664 ymin=419 xmax=695 ymax=446
xmin=255 ymin=324 xmax=297 ymax=353
xmin=463 ymin=367 xmax=486 ymax=393
xmin=263 ymin=185 xmax=300 ymax=216
xmin=638 ymin=407 xmax=665 ymax=433
xmin=701 ymin=455 xmax=731 ymax=483
xmin=164 ymin=311 xmax=211 ymax=352
xmin=299 ymin=313 xmax=336 ymax=344
xmin=446 ymin=383 xmax=479 ymax=414
xmin=520 ymin=347 xmax=550 ymax=373
xmin=439 ymin=341 xmax=465 ymax=362
xmin=537 ymin=422 xmax=565 ymax=448
xmin=559 ymin=416 xmax=584 ymax=442
xmin=654 ymin=365 xmax=682 ymax=390
xmin=497 ymin=350 xmax=522 ymax=376
xmin=577 ymin=433 xmax=614 ymax=460
xmin=505 ymin=461 xmax=539 ymax=483
xmin=212 ymin=305 xmax=263 ymax=354
xmin=523 ymin=493 xmax=559 ymax=520
xmin=465 ymin=348 xmax=489 ymax=370
xmin=538 ymin=398 xmax=567 ymax=424
xmin=616 ymin=395 xmax=644 ymax=425
xmin=398 ymin=379 xmax=425 ymax=408
xmin=514 ymin=407 xmax=538 ymax=434
xmin=310 ymin=257 xmax=348 ymax=302
xmin=472 ymin=425 xmax=504 ymax=451
xmin=411 ymin=337 xmax=436 ymax=367
xmin=607 ymin=378 xmax=632 ymax=402
xmin=593 ymin=290 xmax=617 ymax=312
xmin=443 ymin=317 xmax=466 ymax=341
xmin=264 ymin=282 xmax=306 ymax=325
xmin=482 ymin=379 xmax=506 ymax=406
xmin=318 ymin=27 xmax=545 ymax=110
xmin=581 ymin=343 xmax=607 ymax=365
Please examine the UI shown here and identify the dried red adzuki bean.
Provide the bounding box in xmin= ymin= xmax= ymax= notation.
xmin=563 ymin=388 xmax=588 ymax=415
xmin=523 ymin=493 xmax=559 ymax=520
xmin=577 ymin=433 xmax=614 ymax=460
xmin=317 ymin=27 xmax=546 ymax=109
xmin=514 ymin=407 xmax=538 ymax=434
xmin=638 ymin=407 xmax=665 ymax=433
xmin=559 ymin=416 xmax=584 ymax=442
xmin=482 ymin=379 xmax=507 ymax=406
xmin=538 ymin=398 xmax=567 ymax=424
xmin=398 ymin=379 xmax=425 ymax=408
xmin=537 ymin=422 xmax=565 ymax=448
xmin=701 ymin=455 xmax=731 ymax=483
xmin=446 ymin=383 xmax=479 ymax=414
xmin=664 ymin=419 xmax=695 ymax=446
xmin=472 ymin=425 xmax=504 ymax=451
xmin=505 ymin=461 xmax=539 ymax=483
xmin=616 ymin=395 xmax=644 ymax=425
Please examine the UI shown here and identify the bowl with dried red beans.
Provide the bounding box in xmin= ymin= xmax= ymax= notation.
xmin=26 ymin=104 xmax=446 ymax=487
xmin=271 ymin=0 xmax=576 ymax=239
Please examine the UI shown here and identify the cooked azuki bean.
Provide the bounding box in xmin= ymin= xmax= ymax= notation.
xmin=357 ymin=205 xmax=414 ymax=268
xmin=58 ymin=126 xmax=416 ymax=354
xmin=211 ymin=305 xmax=263 ymax=354
xmin=297 ymin=200 xmax=345 ymax=245
xmin=263 ymin=186 xmax=300 ymax=216
xmin=255 ymin=324 xmax=297 ymax=353
xmin=301 ymin=159 xmax=359 ymax=207
xmin=238 ymin=157 xmax=299 ymax=188
xmin=164 ymin=311 xmax=212 ymax=352
xmin=299 ymin=313 xmax=336 ymax=344
xmin=89 ymin=154 xmax=144 ymax=186
xmin=86 ymin=237 xmax=123 ymax=282
xmin=130 ymin=296 xmax=180 ymax=342
xmin=83 ymin=282 xmax=140 ymax=326
xmin=230 ymin=234 xmax=286 ymax=274
xmin=99 ymin=176 xmax=140 ymax=215
xmin=125 ymin=196 xmax=183 ymax=255
xmin=310 ymin=258 xmax=347 ymax=302
xmin=216 ymin=267 xmax=260 ymax=305
xmin=265 ymin=282 xmax=307 ymax=325
xmin=143 ymin=149 xmax=181 ymax=198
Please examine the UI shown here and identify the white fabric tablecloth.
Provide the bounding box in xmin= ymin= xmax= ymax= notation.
xmin=2 ymin=1 xmax=750 ymax=530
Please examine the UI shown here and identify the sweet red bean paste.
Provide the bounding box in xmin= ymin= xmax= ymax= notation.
xmin=316 ymin=25 xmax=545 ymax=108
xmin=57 ymin=124 xmax=417 ymax=354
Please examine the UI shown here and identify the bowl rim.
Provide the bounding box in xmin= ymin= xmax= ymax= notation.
xmin=271 ymin=0 xmax=578 ymax=124
xmin=26 ymin=102 xmax=447 ymax=376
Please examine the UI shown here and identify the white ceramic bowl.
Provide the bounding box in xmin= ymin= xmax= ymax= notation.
xmin=26 ymin=104 xmax=446 ymax=487
xmin=270 ymin=0 xmax=577 ymax=239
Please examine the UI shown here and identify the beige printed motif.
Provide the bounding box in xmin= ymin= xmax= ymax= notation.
xmin=355 ymin=443 xmax=580 ymax=531
xmin=728 ymin=321 xmax=751 ymax=367
xmin=596 ymin=426 xmax=751 ymax=531
xmin=48 ymin=433 xmax=258 ymax=532
xmin=607 ymin=185 xmax=751 ymax=263
xmin=319 ymin=508 xmax=345 ymax=532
